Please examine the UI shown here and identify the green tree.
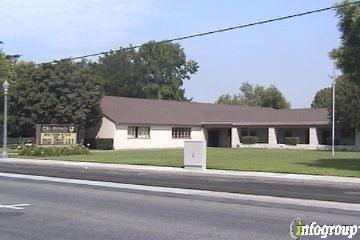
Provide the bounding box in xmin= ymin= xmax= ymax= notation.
xmin=216 ymin=94 xmax=242 ymax=105
xmin=0 ymin=48 xmax=18 ymax=137
xmin=261 ymin=85 xmax=291 ymax=109
xmin=8 ymin=60 xmax=103 ymax=137
xmin=216 ymin=82 xmax=290 ymax=109
xmin=94 ymin=46 xmax=148 ymax=98
xmin=330 ymin=0 xmax=360 ymax=85
xmin=329 ymin=1 xmax=360 ymax=128
xmin=333 ymin=77 xmax=360 ymax=128
xmin=311 ymin=87 xmax=332 ymax=108
xmin=0 ymin=50 xmax=15 ymax=82
xmin=96 ymin=41 xmax=198 ymax=100
xmin=138 ymin=41 xmax=198 ymax=100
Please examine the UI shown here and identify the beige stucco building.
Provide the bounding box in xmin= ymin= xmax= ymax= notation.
xmin=96 ymin=96 xmax=360 ymax=150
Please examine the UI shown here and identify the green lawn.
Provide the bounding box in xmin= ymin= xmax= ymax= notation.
xmin=18 ymin=148 xmax=360 ymax=178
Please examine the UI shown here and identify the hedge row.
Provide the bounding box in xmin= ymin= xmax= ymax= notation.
xmin=239 ymin=136 xmax=301 ymax=145
xmin=18 ymin=144 xmax=89 ymax=156
xmin=84 ymin=138 xmax=113 ymax=150
xmin=240 ymin=136 xmax=257 ymax=144
xmin=284 ymin=137 xmax=299 ymax=146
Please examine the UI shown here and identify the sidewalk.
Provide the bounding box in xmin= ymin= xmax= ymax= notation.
xmin=3 ymin=157 xmax=360 ymax=187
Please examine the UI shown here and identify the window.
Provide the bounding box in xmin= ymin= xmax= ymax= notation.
xmin=128 ymin=126 xmax=150 ymax=139
xmin=284 ymin=130 xmax=292 ymax=138
xmin=340 ymin=128 xmax=353 ymax=138
xmin=172 ymin=127 xmax=191 ymax=139
xmin=241 ymin=128 xmax=249 ymax=137
xmin=250 ymin=130 xmax=257 ymax=137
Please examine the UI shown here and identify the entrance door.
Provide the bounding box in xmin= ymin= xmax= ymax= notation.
xmin=208 ymin=130 xmax=219 ymax=147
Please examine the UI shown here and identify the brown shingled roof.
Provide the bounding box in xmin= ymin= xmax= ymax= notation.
xmin=100 ymin=96 xmax=330 ymax=126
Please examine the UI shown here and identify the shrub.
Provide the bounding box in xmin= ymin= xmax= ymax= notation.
xmin=240 ymin=136 xmax=257 ymax=144
xmin=284 ymin=137 xmax=299 ymax=146
xmin=84 ymin=138 xmax=113 ymax=150
xmin=18 ymin=144 xmax=89 ymax=157
xmin=83 ymin=139 xmax=95 ymax=149
xmin=95 ymin=138 xmax=113 ymax=150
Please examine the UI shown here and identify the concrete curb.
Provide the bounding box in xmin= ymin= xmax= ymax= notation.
xmin=3 ymin=157 xmax=360 ymax=187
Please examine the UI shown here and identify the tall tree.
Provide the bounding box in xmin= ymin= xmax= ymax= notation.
xmin=311 ymin=87 xmax=332 ymax=108
xmin=96 ymin=41 xmax=198 ymax=101
xmin=330 ymin=0 xmax=360 ymax=85
xmin=261 ymin=85 xmax=291 ymax=109
xmin=138 ymin=41 xmax=198 ymax=100
xmin=8 ymin=60 xmax=103 ymax=137
xmin=333 ymin=77 xmax=360 ymax=128
xmin=329 ymin=0 xmax=360 ymax=128
xmin=216 ymin=82 xmax=290 ymax=109
xmin=0 ymin=49 xmax=18 ymax=137
xmin=0 ymin=50 xmax=15 ymax=81
xmin=216 ymin=94 xmax=242 ymax=105
xmin=93 ymin=46 xmax=147 ymax=98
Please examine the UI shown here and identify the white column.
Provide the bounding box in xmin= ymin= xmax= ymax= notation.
xmin=268 ymin=127 xmax=277 ymax=145
xmin=200 ymin=128 xmax=206 ymax=141
xmin=231 ymin=127 xmax=240 ymax=148
xmin=309 ymin=127 xmax=319 ymax=146
xmin=355 ymin=128 xmax=360 ymax=147
xmin=203 ymin=129 xmax=209 ymax=147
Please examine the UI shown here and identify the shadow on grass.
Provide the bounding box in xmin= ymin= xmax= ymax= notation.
xmin=299 ymin=158 xmax=360 ymax=171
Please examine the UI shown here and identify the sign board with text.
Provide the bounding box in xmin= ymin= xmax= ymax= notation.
xmin=35 ymin=124 xmax=77 ymax=146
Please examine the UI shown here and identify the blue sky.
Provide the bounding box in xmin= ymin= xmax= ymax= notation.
xmin=0 ymin=0 xmax=340 ymax=108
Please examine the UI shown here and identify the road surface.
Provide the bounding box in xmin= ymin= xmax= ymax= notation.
xmin=0 ymin=175 xmax=359 ymax=240
xmin=0 ymin=162 xmax=360 ymax=203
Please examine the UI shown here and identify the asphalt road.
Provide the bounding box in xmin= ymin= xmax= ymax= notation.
xmin=0 ymin=162 xmax=360 ymax=203
xmin=1 ymin=176 xmax=359 ymax=240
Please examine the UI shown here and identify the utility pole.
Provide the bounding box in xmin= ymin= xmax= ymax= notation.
xmin=2 ymin=79 xmax=9 ymax=158
xmin=1 ymin=42 xmax=20 ymax=159
xmin=331 ymin=68 xmax=337 ymax=157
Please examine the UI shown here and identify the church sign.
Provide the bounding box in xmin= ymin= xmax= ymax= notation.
xmin=36 ymin=124 xmax=77 ymax=146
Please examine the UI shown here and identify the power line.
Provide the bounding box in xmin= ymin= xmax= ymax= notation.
xmin=41 ymin=0 xmax=360 ymax=64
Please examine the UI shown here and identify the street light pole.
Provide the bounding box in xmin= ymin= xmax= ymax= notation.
xmin=2 ymin=79 xmax=9 ymax=158
xmin=331 ymin=70 xmax=336 ymax=157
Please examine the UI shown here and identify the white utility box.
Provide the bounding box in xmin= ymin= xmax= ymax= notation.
xmin=183 ymin=141 xmax=206 ymax=170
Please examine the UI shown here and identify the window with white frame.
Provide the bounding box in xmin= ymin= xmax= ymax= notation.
xmin=172 ymin=127 xmax=191 ymax=139
xmin=128 ymin=126 xmax=150 ymax=139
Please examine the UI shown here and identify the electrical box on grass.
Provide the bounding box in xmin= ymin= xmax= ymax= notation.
xmin=183 ymin=141 xmax=206 ymax=170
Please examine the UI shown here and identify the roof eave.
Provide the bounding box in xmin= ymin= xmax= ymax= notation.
xmin=233 ymin=121 xmax=330 ymax=126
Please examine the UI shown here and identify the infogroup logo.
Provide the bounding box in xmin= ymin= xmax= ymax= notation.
xmin=290 ymin=218 xmax=360 ymax=239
